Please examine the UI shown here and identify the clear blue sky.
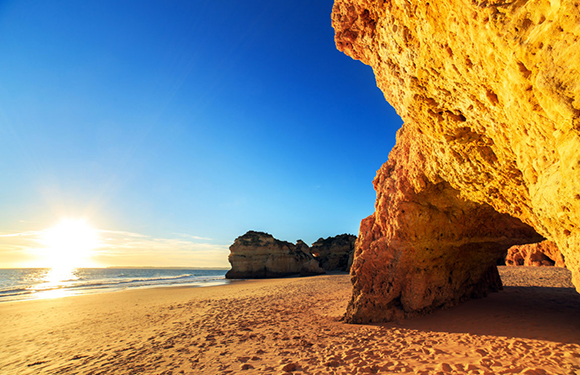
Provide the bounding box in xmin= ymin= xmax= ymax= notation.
xmin=0 ymin=0 xmax=402 ymax=267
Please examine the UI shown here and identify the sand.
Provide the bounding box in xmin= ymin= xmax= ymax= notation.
xmin=1 ymin=266 xmax=580 ymax=375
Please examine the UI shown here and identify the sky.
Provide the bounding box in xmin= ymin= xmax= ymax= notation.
xmin=0 ymin=0 xmax=402 ymax=268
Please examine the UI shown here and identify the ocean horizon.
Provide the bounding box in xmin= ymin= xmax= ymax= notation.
xmin=0 ymin=267 xmax=230 ymax=302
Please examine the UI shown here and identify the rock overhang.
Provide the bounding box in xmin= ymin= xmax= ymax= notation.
xmin=332 ymin=0 xmax=580 ymax=323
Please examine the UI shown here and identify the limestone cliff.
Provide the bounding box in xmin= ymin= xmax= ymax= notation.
xmin=505 ymin=240 xmax=566 ymax=267
xmin=225 ymin=231 xmax=325 ymax=279
xmin=332 ymin=0 xmax=580 ymax=322
xmin=310 ymin=234 xmax=357 ymax=272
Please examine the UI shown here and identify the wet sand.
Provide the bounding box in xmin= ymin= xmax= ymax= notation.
xmin=1 ymin=266 xmax=580 ymax=374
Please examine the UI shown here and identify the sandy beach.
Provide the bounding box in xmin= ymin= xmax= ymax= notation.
xmin=1 ymin=266 xmax=580 ymax=375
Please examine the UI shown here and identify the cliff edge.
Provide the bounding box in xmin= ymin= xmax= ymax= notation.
xmin=332 ymin=0 xmax=580 ymax=322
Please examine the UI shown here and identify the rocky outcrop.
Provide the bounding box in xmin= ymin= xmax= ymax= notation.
xmin=505 ymin=240 xmax=565 ymax=267
xmin=225 ymin=231 xmax=325 ymax=279
xmin=332 ymin=0 xmax=580 ymax=322
xmin=310 ymin=234 xmax=357 ymax=272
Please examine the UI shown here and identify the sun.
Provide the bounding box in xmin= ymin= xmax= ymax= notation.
xmin=41 ymin=219 xmax=100 ymax=269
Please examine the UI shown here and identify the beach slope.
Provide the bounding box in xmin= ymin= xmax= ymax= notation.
xmin=1 ymin=267 xmax=580 ymax=374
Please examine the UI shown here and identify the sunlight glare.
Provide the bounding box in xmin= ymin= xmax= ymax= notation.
xmin=41 ymin=219 xmax=100 ymax=269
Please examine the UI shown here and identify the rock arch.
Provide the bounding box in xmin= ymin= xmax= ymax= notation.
xmin=332 ymin=0 xmax=580 ymax=322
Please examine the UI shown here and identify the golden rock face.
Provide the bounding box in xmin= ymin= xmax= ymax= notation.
xmin=332 ymin=0 xmax=580 ymax=322
xmin=226 ymin=231 xmax=325 ymax=279
xmin=505 ymin=240 xmax=565 ymax=267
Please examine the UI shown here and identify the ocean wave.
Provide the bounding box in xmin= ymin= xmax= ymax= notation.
xmin=68 ymin=273 xmax=199 ymax=289
xmin=0 ymin=273 xmax=227 ymax=301
xmin=0 ymin=288 xmax=32 ymax=297
xmin=0 ymin=269 xmax=228 ymax=302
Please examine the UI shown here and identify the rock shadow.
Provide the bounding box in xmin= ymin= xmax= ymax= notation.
xmin=384 ymin=285 xmax=580 ymax=344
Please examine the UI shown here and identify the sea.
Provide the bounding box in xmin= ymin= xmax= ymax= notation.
xmin=0 ymin=268 xmax=230 ymax=302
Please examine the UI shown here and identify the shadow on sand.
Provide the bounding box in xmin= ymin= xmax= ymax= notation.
xmin=386 ymin=286 xmax=580 ymax=344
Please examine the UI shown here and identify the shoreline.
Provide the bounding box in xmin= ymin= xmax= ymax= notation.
xmin=2 ymin=268 xmax=580 ymax=374
xmin=0 ymin=270 xmax=352 ymax=304
xmin=0 ymin=268 xmax=230 ymax=303
xmin=0 ymin=278 xmax=235 ymax=304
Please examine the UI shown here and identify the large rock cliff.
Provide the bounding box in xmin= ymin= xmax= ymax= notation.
xmin=225 ymin=231 xmax=325 ymax=279
xmin=332 ymin=0 xmax=580 ymax=322
xmin=310 ymin=234 xmax=357 ymax=272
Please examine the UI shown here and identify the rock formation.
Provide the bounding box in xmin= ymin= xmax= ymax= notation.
xmin=310 ymin=234 xmax=357 ymax=272
xmin=505 ymin=240 xmax=565 ymax=267
xmin=332 ymin=0 xmax=580 ymax=322
xmin=225 ymin=231 xmax=325 ymax=279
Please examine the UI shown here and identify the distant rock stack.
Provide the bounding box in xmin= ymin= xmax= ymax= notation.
xmin=310 ymin=234 xmax=357 ymax=272
xmin=505 ymin=240 xmax=566 ymax=267
xmin=225 ymin=231 xmax=325 ymax=279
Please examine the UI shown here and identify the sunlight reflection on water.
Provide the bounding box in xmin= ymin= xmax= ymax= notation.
xmin=33 ymin=287 xmax=76 ymax=300
xmin=31 ymin=267 xmax=80 ymax=300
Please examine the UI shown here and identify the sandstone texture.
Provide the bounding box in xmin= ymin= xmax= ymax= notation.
xmin=310 ymin=234 xmax=357 ymax=272
xmin=332 ymin=0 xmax=580 ymax=322
xmin=505 ymin=240 xmax=566 ymax=267
xmin=225 ymin=231 xmax=325 ymax=279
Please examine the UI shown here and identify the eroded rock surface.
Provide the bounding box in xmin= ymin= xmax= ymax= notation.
xmin=310 ymin=234 xmax=357 ymax=272
xmin=505 ymin=240 xmax=565 ymax=267
xmin=226 ymin=231 xmax=325 ymax=279
xmin=332 ymin=0 xmax=580 ymax=322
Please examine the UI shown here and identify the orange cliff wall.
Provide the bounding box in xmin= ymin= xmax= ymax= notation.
xmin=332 ymin=0 xmax=580 ymax=323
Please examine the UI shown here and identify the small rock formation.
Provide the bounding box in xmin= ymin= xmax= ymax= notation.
xmin=332 ymin=0 xmax=580 ymax=322
xmin=225 ymin=231 xmax=325 ymax=279
xmin=310 ymin=234 xmax=357 ymax=272
xmin=505 ymin=240 xmax=566 ymax=267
